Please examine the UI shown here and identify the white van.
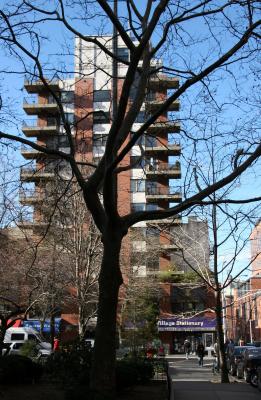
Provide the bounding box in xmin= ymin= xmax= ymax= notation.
xmin=4 ymin=327 xmax=51 ymax=350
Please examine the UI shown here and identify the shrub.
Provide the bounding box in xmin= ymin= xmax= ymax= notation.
xmin=19 ymin=340 xmax=39 ymax=359
xmin=45 ymin=339 xmax=92 ymax=386
xmin=116 ymin=358 xmax=154 ymax=391
xmin=0 ymin=355 xmax=43 ymax=384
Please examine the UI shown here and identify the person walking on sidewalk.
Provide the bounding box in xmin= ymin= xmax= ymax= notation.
xmin=197 ymin=341 xmax=205 ymax=367
xmin=184 ymin=339 xmax=191 ymax=360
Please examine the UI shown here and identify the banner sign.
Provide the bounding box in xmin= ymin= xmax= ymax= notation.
xmin=23 ymin=318 xmax=61 ymax=334
xmin=158 ymin=317 xmax=216 ymax=332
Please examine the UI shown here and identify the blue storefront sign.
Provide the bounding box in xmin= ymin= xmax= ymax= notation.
xmin=158 ymin=317 xmax=216 ymax=332
xmin=23 ymin=318 xmax=61 ymax=334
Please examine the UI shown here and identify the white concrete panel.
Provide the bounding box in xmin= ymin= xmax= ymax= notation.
xmin=131 ymin=169 xmax=146 ymax=179
xmin=131 ymin=192 xmax=146 ymax=203
xmin=133 ymin=265 xmax=147 ymax=277
xmin=131 ymin=145 xmax=144 ymax=156
xmin=132 ymin=241 xmax=146 ymax=251
xmin=93 ymin=101 xmax=110 ymax=112
xmin=93 ymin=124 xmax=111 ymax=134
xmin=132 ymin=221 xmax=147 ymax=228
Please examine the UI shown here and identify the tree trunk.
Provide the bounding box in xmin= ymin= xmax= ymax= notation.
xmin=90 ymin=229 xmax=123 ymax=399
xmin=215 ymin=289 xmax=229 ymax=383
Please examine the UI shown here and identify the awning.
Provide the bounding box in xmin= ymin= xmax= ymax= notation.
xmin=23 ymin=318 xmax=61 ymax=333
xmin=158 ymin=316 xmax=216 ymax=332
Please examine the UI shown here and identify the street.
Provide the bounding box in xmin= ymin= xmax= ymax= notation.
xmin=167 ymin=355 xmax=261 ymax=400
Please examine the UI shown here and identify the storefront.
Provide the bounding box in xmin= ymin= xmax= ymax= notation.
xmin=158 ymin=315 xmax=216 ymax=354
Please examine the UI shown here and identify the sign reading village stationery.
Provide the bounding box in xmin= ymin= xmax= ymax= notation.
xmin=157 ymin=317 xmax=216 ymax=331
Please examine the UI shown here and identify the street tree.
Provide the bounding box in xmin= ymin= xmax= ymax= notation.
xmin=0 ymin=1 xmax=260 ymax=397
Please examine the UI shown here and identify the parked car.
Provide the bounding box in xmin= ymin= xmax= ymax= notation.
xmin=236 ymin=347 xmax=261 ymax=386
xmin=226 ymin=346 xmax=254 ymax=376
xmin=4 ymin=327 xmax=51 ymax=350
xmin=2 ymin=340 xmax=52 ymax=359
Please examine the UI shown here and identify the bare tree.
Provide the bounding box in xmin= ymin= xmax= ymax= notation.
xmin=0 ymin=1 xmax=260 ymax=396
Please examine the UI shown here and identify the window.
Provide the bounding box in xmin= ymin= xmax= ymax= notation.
xmin=64 ymin=113 xmax=74 ymax=124
xmin=11 ymin=333 xmax=25 ymax=341
xmin=146 ymin=204 xmax=158 ymax=211
xmin=93 ymin=90 xmax=111 ymax=102
xmin=147 ymin=91 xmax=156 ymax=101
xmin=135 ymin=112 xmax=146 ymax=123
xmin=93 ymin=134 xmax=108 ymax=147
xmin=130 ymin=133 xmax=145 ymax=146
xmin=28 ymin=334 xmax=38 ymax=342
xmin=146 ymin=136 xmax=157 ymax=147
xmin=147 ymin=259 xmax=159 ymax=272
xmin=93 ymin=111 xmax=110 ymax=124
xmin=117 ymin=47 xmax=129 ymax=62
xmin=130 ymin=179 xmax=145 ymax=192
xmin=47 ymin=117 xmax=58 ymax=126
xmin=146 ymin=227 xmax=159 ymax=236
xmin=61 ymin=91 xmax=74 ymax=103
xmin=131 ymin=203 xmax=146 ymax=212
xmin=59 ymin=135 xmax=70 ymax=147
xmin=130 ymin=156 xmax=146 ymax=169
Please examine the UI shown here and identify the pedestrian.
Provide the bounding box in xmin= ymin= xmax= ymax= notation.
xmin=197 ymin=341 xmax=205 ymax=367
xmin=213 ymin=341 xmax=220 ymax=372
xmin=53 ymin=336 xmax=60 ymax=352
xmin=184 ymin=339 xmax=191 ymax=360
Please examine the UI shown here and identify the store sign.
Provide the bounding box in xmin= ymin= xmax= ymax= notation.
xmin=157 ymin=317 xmax=216 ymax=332
xmin=23 ymin=318 xmax=61 ymax=333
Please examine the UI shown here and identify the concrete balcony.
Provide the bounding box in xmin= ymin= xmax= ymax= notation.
xmin=24 ymin=76 xmax=60 ymax=93
xmin=146 ymin=187 xmax=182 ymax=202
xmin=20 ymin=166 xmax=55 ymax=182
xmin=147 ymin=122 xmax=180 ymax=134
xmin=21 ymin=144 xmax=57 ymax=159
xmin=17 ymin=219 xmax=49 ymax=230
xmin=146 ymin=216 xmax=182 ymax=225
xmin=22 ymin=119 xmax=59 ymax=137
xmin=146 ymin=99 xmax=180 ymax=112
xmin=145 ymin=141 xmax=181 ymax=156
xmin=161 ymin=243 xmax=179 ymax=251
xmin=149 ymin=75 xmax=179 ymax=90
xmin=19 ymin=189 xmax=44 ymax=205
xmin=23 ymin=97 xmax=60 ymax=115
xmin=145 ymin=163 xmax=181 ymax=179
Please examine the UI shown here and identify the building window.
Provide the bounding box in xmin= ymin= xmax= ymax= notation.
xmin=130 ymin=156 xmax=146 ymax=169
xmin=131 ymin=203 xmax=146 ymax=213
xmin=59 ymin=135 xmax=70 ymax=147
xmin=64 ymin=113 xmax=74 ymax=124
xmin=146 ymin=227 xmax=159 ymax=236
xmin=130 ymin=179 xmax=145 ymax=192
xmin=146 ymin=259 xmax=159 ymax=272
xmin=93 ymin=90 xmax=111 ymax=102
xmin=93 ymin=134 xmax=108 ymax=147
xmin=135 ymin=112 xmax=146 ymax=123
xmin=146 ymin=204 xmax=158 ymax=211
xmin=117 ymin=47 xmax=129 ymax=62
xmin=61 ymin=91 xmax=74 ymax=103
xmin=130 ymin=132 xmax=145 ymax=146
xmin=93 ymin=111 xmax=110 ymax=124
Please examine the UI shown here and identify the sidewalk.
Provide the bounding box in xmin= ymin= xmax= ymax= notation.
xmin=167 ymin=356 xmax=261 ymax=400
xmin=170 ymin=381 xmax=261 ymax=400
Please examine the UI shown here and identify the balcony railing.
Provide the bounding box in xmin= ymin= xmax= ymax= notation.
xmin=23 ymin=97 xmax=60 ymax=115
xmin=19 ymin=189 xmax=44 ymax=203
xmin=146 ymin=186 xmax=181 ymax=196
xmin=20 ymin=165 xmax=55 ymax=180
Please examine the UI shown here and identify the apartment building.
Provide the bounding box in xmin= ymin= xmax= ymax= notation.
xmin=19 ymin=35 xmax=182 ymax=278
